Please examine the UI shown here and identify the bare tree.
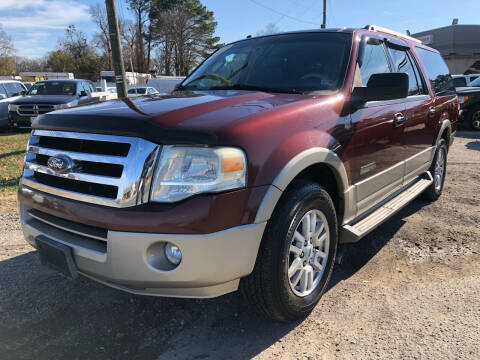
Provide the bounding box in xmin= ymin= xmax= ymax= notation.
xmin=120 ymin=20 xmax=137 ymax=72
xmin=89 ymin=4 xmax=112 ymax=69
xmin=16 ymin=56 xmax=47 ymax=72
xmin=0 ymin=24 xmax=15 ymax=75
xmin=128 ymin=0 xmax=150 ymax=73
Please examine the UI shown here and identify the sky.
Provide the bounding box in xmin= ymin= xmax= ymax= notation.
xmin=0 ymin=0 xmax=479 ymax=58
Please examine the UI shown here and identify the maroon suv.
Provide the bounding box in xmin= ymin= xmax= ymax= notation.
xmin=18 ymin=25 xmax=458 ymax=321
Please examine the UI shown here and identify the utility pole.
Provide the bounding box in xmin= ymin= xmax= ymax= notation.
xmin=105 ymin=0 xmax=127 ymax=99
xmin=321 ymin=0 xmax=326 ymax=29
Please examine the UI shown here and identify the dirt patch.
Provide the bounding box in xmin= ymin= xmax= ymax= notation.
xmin=0 ymin=193 xmax=18 ymax=213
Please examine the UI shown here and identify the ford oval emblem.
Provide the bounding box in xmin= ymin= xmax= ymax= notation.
xmin=47 ymin=154 xmax=75 ymax=174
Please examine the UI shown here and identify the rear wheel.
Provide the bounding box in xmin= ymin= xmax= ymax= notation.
xmin=240 ymin=181 xmax=337 ymax=322
xmin=423 ymin=138 xmax=447 ymax=201
xmin=468 ymin=106 xmax=480 ymax=131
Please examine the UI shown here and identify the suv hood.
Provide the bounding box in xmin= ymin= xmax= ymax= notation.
xmin=12 ymin=95 xmax=77 ymax=105
xmin=33 ymin=90 xmax=316 ymax=145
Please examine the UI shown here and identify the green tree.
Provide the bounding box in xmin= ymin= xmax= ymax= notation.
xmin=51 ymin=25 xmax=102 ymax=80
xmin=150 ymin=0 xmax=220 ymax=76
xmin=46 ymin=50 xmax=73 ymax=72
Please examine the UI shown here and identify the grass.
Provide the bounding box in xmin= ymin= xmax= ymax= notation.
xmin=0 ymin=132 xmax=30 ymax=194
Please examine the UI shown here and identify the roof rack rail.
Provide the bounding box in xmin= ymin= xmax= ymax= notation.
xmin=364 ymin=24 xmax=422 ymax=44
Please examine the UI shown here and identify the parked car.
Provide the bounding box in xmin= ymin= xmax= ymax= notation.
xmin=18 ymin=25 xmax=458 ymax=322
xmin=452 ymin=74 xmax=480 ymax=88
xmin=456 ymin=78 xmax=480 ymax=130
xmin=22 ymin=82 xmax=35 ymax=90
xmin=127 ymin=86 xmax=160 ymax=97
xmin=0 ymin=80 xmax=27 ymax=129
xmin=8 ymin=79 xmax=97 ymax=128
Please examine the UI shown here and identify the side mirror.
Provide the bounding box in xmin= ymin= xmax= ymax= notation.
xmin=351 ymin=73 xmax=409 ymax=104
xmin=80 ymin=90 xmax=87 ymax=97
xmin=21 ymin=90 xmax=26 ymax=95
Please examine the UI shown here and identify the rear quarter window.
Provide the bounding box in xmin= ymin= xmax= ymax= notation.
xmin=415 ymin=47 xmax=454 ymax=95
xmin=453 ymin=77 xmax=467 ymax=87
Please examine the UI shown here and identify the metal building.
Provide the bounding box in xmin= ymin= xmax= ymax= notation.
xmin=412 ymin=24 xmax=480 ymax=74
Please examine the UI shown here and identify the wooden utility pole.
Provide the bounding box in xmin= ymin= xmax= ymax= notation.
xmin=321 ymin=0 xmax=326 ymax=28
xmin=105 ymin=0 xmax=127 ymax=99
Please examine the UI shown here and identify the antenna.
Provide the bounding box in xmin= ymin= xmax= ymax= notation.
xmin=321 ymin=0 xmax=326 ymax=28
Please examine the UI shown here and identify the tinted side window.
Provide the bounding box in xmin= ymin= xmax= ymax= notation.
xmin=0 ymin=84 xmax=7 ymax=98
xmin=85 ymin=81 xmax=95 ymax=93
xmin=453 ymin=77 xmax=467 ymax=87
xmin=416 ymin=47 xmax=453 ymax=94
xmin=357 ymin=41 xmax=390 ymax=86
xmin=77 ymin=82 xmax=85 ymax=95
xmin=470 ymin=76 xmax=479 ymax=82
xmin=388 ymin=48 xmax=421 ymax=96
xmin=14 ymin=82 xmax=26 ymax=94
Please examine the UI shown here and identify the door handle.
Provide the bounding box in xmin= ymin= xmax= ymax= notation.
xmin=393 ymin=113 xmax=405 ymax=127
xmin=428 ymin=106 xmax=436 ymax=117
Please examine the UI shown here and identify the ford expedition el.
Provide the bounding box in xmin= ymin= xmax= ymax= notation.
xmin=18 ymin=25 xmax=458 ymax=322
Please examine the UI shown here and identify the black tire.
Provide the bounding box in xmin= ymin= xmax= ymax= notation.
xmin=423 ymin=138 xmax=447 ymax=201
xmin=240 ymin=180 xmax=338 ymax=322
xmin=468 ymin=106 xmax=480 ymax=131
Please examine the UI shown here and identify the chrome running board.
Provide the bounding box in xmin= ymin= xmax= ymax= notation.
xmin=340 ymin=172 xmax=433 ymax=243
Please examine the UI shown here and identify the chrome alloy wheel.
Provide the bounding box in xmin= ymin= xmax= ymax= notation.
xmin=472 ymin=110 xmax=480 ymax=130
xmin=288 ymin=209 xmax=330 ymax=297
xmin=434 ymin=146 xmax=446 ymax=191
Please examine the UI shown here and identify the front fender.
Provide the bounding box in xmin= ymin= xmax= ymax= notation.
xmin=253 ymin=131 xmax=353 ymax=224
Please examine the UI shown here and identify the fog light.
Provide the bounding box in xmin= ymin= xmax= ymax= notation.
xmin=165 ymin=242 xmax=182 ymax=265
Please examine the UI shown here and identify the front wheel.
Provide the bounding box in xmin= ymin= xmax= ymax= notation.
xmin=240 ymin=181 xmax=337 ymax=322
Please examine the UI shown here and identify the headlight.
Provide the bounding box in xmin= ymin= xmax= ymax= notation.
xmin=8 ymin=104 xmax=19 ymax=112
xmin=150 ymin=146 xmax=246 ymax=202
xmin=53 ymin=103 xmax=71 ymax=110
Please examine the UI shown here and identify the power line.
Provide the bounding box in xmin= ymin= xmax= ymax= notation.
xmin=248 ymin=0 xmax=319 ymax=26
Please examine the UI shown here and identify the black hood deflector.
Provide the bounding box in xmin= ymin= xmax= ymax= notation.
xmin=32 ymin=113 xmax=218 ymax=145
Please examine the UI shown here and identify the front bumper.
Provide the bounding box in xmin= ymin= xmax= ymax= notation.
xmin=9 ymin=111 xmax=35 ymax=128
xmin=20 ymin=204 xmax=266 ymax=298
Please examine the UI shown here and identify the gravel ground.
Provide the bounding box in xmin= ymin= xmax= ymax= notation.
xmin=0 ymin=130 xmax=479 ymax=360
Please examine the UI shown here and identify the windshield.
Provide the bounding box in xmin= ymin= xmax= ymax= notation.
xmin=181 ymin=32 xmax=352 ymax=94
xmin=28 ymin=81 xmax=76 ymax=96
xmin=470 ymin=77 xmax=480 ymax=87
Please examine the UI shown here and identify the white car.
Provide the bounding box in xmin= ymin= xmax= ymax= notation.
xmin=0 ymin=80 xmax=27 ymax=129
xmin=127 ymin=87 xmax=160 ymax=97
xmin=452 ymin=74 xmax=480 ymax=88
xmin=92 ymin=86 xmax=118 ymax=101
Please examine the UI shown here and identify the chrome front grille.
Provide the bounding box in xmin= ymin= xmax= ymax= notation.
xmin=22 ymin=130 xmax=160 ymax=207
xmin=18 ymin=104 xmax=55 ymax=116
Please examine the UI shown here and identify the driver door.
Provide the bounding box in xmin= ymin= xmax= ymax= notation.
xmin=343 ymin=36 xmax=406 ymax=215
